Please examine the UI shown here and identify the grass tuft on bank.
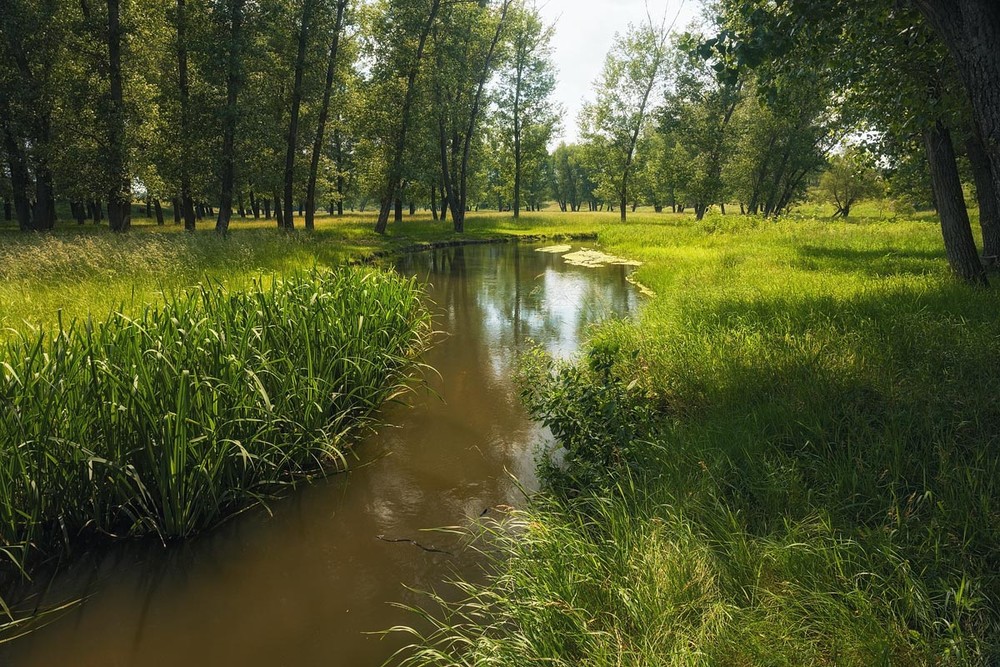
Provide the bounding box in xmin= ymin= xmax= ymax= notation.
xmin=0 ymin=268 xmax=428 ymax=588
xmin=395 ymin=214 xmax=1000 ymax=665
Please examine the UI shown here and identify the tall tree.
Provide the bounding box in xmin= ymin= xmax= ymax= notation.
xmin=215 ymin=0 xmax=246 ymax=234
xmin=175 ymin=0 xmax=196 ymax=231
xmin=912 ymin=1 xmax=1000 ymax=232
xmin=580 ymin=17 xmax=670 ymax=221
xmin=106 ymin=0 xmax=131 ymax=232
xmin=434 ymin=0 xmax=513 ymax=232
xmin=496 ymin=1 xmax=557 ymax=219
xmin=305 ymin=0 xmax=349 ymax=231
xmin=282 ymin=0 xmax=318 ymax=231
xmin=373 ymin=0 xmax=442 ymax=235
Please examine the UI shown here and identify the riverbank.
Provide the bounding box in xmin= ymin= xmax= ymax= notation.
xmin=0 ymin=212 xmax=604 ymax=642
xmin=5 ymin=209 xmax=998 ymax=663
xmin=0 ymin=212 xmax=600 ymax=333
xmin=395 ymin=214 xmax=1000 ymax=665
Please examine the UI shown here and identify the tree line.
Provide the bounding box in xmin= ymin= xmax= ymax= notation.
xmin=2 ymin=0 xmax=998 ymax=285
xmin=0 ymin=0 xmax=559 ymax=234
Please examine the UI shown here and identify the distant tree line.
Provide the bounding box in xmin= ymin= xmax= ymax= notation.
xmin=0 ymin=0 xmax=559 ymax=234
xmin=2 ymin=0 xmax=997 ymax=281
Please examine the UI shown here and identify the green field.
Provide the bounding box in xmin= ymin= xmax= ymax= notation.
xmin=388 ymin=209 xmax=1000 ymax=665
xmin=3 ymin=208 xmax=999 ymax=663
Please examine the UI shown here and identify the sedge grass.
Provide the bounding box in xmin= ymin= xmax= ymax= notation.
xmin=392 ymin=212 xmax=1000 ymax=665
xmin=0 ymin=267 xmax=428 ymax=595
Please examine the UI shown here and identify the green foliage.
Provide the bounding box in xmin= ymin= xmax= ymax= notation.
xmin=818 ymin=148 xmax=885 ymax=217
xmin=394 ymin=214 xmax=1000 ymax=665
xmin=0 ymin=267 xmax=427 ymax=584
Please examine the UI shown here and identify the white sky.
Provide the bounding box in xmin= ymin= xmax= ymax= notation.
xmin=535 ymin=0 xmax=704 ymax=144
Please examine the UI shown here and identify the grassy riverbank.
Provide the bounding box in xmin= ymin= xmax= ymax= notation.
xmin=0 ymin=212 xmax=593 ymax=333
xmin=395 ymin=213 xmax=1000 ymax=665
xmin=4 ymin=209 xmax=997 ymax=662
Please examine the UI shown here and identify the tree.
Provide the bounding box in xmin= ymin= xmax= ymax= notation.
xmin=912 ymin=1 xmax=1000 ymax=237
xmin=711 ymin=0 xmax=988 ymax=284
xmin=495 ymin=1 xmax=557 ymax=219
xmin=215 ymin=0 xmax=246 ymax=235
xmin=371 ymin=0 xmax=442 ymax=235
xmin=580 ymin=17 xmax=670 ymax=221
xmin=304 ymin=0 xmax=349 ymax=231
xmin=819 ymin=148 xmax=883 ymax=218
xmin=432 ymin=0 xmax=513 ymax=232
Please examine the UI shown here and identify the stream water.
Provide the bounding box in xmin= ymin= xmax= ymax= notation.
xmin=1 ymin=242 xmax=639 ymax=666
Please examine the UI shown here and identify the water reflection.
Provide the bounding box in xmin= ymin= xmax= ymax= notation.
xmin=1 ymin=243 xmax=638 ymax=667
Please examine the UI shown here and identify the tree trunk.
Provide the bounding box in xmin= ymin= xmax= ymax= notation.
xmin=2 ymin=128 xmax=31 ymax=231
xmin=249 ymin=190 xmax=260 ymax=218
xmin=176 ymin=0 xmax=197 ymax=230
xmin=452 ymin=0 xmax=512 ymax=233
xmin=106 ymin=0 xmax=131 ymax=233
xmin=216 ymin=0 xmax=245 ymax=235
xmin=154 ymin=199 xmax=165 ymax=225
xmin=915 ymin=0 xmax=1000 ymax=234
xmin=282 ymin=0 xmax=317 ymax=231
xmin=172 ymin=197 xmax=182 ymax=223
xmin=430 ymin=183 xmax=438 ymax=221
xmin=376 ymin=0 xmax=441 ymax=234
xmin=394 ymin=197 xmax=403 ymax=223
xmin=513 ymin=54 xmax=522 ymax=219
xmin=305 ymin=0 xmax=347 ymax=231
xmin=274 ymin=192 xmax=284 ymax=228
xmin=966 ymin=127 xmax=1000 ymax=263
xmin=924 ymin=121 xmax=988 ymax=286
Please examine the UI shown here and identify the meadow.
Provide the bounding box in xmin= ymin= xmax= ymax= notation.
xmin=390 ymin=208 xmax=1000 ymax=665
xmin=3 ymin=206 xmax=999 ymax=664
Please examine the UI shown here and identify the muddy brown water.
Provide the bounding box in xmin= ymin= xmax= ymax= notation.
xmin=1 ymin=243 xmax=639 ymax=666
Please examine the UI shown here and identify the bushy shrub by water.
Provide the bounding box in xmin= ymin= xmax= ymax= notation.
xmin=0 ymin=268 xmax=428 ymax=581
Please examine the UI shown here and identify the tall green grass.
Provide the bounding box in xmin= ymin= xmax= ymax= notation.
xmin=0 ymin=268 xmax=428 ymax=584
xmin=393 ymin=214 xmax=1000 ymax=665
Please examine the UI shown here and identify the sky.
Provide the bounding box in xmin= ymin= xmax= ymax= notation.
xmin=534 ymin=0 xmax=703 ymax=145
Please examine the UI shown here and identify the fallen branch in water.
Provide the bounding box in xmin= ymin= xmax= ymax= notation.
xmin=376 ymin=535 xmax=453 ymax=556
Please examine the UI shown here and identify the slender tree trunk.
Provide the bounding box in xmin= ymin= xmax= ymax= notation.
xmin=453 ymin=0 xmax=512 ymax=233
xmin=394 ymin=197 xmax=403 ymax=222
xmin=106 ymin=0 xmax=131 ymax=233
xmin=2 ymin=129 xmax=31 ymax=231
xmin=249 ymin=189 xmax=260 ymax=218
xmin=154 ymin=199 xmax=165 ymax=225
xmin=284 ymin=0 xmax=314 ymax=229
xmin=966 ymin=127 xmax=1000 ymax=263
xmin=914 ymin=1 xmax=1000 ymax=228
xmin=172 ymin=197 xmax=182 ymax=223
xmin=513 ymin=55 xmax=522 ymax=219
xmin=216 ymin=0 xmax=245 ymax=235
xmin=376 ymin=0 xmax=441 ymax=234
xmin=924 ymin=121 xmax=988 ymax=286
xmin=32 ymin=118 xmax=56 ymax=231
xmin=334 ymin=128 xmax=345 ymax=216
xmin=283 ymin=0 xmax=317 ymax=230
xmin=305 ymin=0 xmax=347 ymax=231
xmin=274 ymin=192 xmax=283 ymax=228
xmin=176 ymin=0 xmax=196 ymax=230
xmin=430 ymin=182 xmax=438 ymax=220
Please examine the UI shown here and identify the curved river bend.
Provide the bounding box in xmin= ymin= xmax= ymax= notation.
xmin=1 ymin=243 xmax=639 ymax=666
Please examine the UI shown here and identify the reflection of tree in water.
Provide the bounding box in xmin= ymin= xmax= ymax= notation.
xmin=402 ymin=242 xmax=638 ymax=374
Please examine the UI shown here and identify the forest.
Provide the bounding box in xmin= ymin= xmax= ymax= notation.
xmin=3 ymin=0 xmax=1000 ymax=664
xmin=1 ymin=0 xmax=995 ymax=280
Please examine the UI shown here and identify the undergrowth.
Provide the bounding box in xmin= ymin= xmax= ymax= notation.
xmin=0 ymin=268 xmax=428 ymax=622
xmin=393 ymin=214 xmax=1000 ymax=665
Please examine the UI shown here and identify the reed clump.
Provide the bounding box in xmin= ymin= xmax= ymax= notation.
xmin=0 ymin=267 xmax=428 ymax=582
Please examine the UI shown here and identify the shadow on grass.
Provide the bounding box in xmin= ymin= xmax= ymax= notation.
xmin=794 ymin=244 xmax=945 ymax=277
